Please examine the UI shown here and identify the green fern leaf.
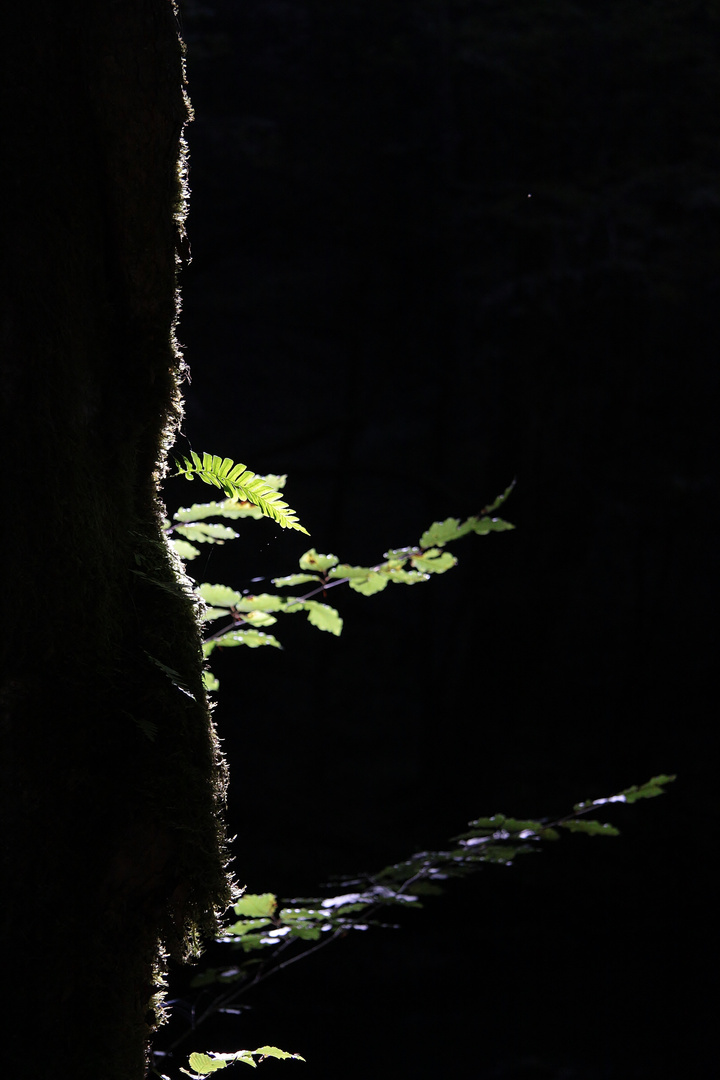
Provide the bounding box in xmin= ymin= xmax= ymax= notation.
xmin=175 ymin=454 xmax=309 ymax=534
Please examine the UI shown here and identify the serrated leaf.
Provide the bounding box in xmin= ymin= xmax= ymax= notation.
xmin=186 ymin=1052 xmax=227 ymax=1075
xmin=287 ymin=600 xmax=343 ymax=635
xmin=211 ymin=629 xmax=282 ymax=649
xmin=175 ymin=454 xmax=309 ymax=534
xmin=385 ymin=568 xmax=429 ymax=584
xmin=471 ymin=516 xmax=515 ymax=535
xmin=560 ymin=819 xmax=620 ymax=837
xmin=482 ymin=480 xmax=516 ymax=514
xmin=385 ymin=546 xmax=421 ymax=559
xmin=174 ymin=522 xmax=240 ymax=543
xmin=200 ymin=607 xmax=231 ymax=623
xmin=253 ymin=1047 xmax=305 ymax=1063
xmin=237 ymin=610 xmax=278 ymax=628
xmin=418 ymin=518 xmax=474 ymax=548
xmin=410 ymin=549 xmax=456 ymax=574
xmin=170 ymin=538 xmax=202 ymax=560
xmin=468 ymin=814 xmax=507 ymax=829
xmin=232 ymin=593 xmax=286 ymax=613
xmin=197 ymin=583 xmax=244 ymax=608
xmin=350 ymin=571 xmax=388 ymax=595
xmin=327 ymin=563 xmax=364 ymax=581
xmin=234 ymin=893 xmax=278 ymax=917
xmin=175 ymin=500 xmax=265 ymax=522
xmin=298 ymin=549 xmax=339 ymax=572
xmin=226 ymin=918 xmax=273 ymax=936
xmin=272 ymin=573 xmax=321 ymax=588
xmin=620 ymin=774 xmax=677 ymax=803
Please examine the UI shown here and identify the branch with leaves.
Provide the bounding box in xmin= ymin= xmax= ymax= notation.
xmin=167 ymin=459 xmax=515 ymax=689
xmin=155 ymin=454 xmax=676 ymax=1079
xmin=152 ymin=776 xmax=674 ymax=1077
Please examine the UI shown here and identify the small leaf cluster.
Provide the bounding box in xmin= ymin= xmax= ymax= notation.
xmin=182 ymin=1046 xmax=305 ymax=1077
xmin=173 ymin=452 xmax=308 ymax=535
xmin=168 ymin=462 xmax=516 ymax=689
xmin=179 ymin=775 xmax=675 ymax=1076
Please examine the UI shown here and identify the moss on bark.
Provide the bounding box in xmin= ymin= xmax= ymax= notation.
xmin=0 ymin=2 xmax=234 ymax=1076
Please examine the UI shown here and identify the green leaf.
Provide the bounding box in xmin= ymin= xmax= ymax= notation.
xmin=232 ymin=593 xmax=287 ymax=613
xmin=175 ymin=500 xmax=266 ymax=522
xmin=234 ymin=893 xmax=278 ymax=917
xmin=197 ymin=583 xmax=244 ymax=608
xmin=174 ymin=522 xmax=240 ymax=543
xmin=225 ymin=918 xmax=273 ymax=937
xmin=385 ymin=568 xmax=429 ymax=584
xmin=482 ymin=481 xmax=516 ymax=514
xmin=573 ymin=774 xmax=677 ymax=812
xmin=175 ymin=454 xmax=309 ymax=534
xmin=200 ymin=607 xmax=232 ymax=623
xmin=418 ymin=518 xmax=474 ymax=548
xmin=253 ymin=1047 xmax=306 ymax=1063
xmin=210 ymin=630 xmax=282 ymax=649
xmin=202 ymin=670 xmax=219 ymax=692
xmin=410 ymin=549 xmax=456 ymax=574
xmin=298 ymin=549 xmax=339 ymax=572
xmin=560 ymin=819 xmax=620 ymax=837
xmin=287 ymin=600 xmax=343 ymax=635
xmin=350 ymin=571 xmax=388 ymax=595
xmin=272 ymin=573 xmax=321 ymax=588
xmin=237 ymin=610 xmax=278 ymax=628
xmin=186 ymin=1052 xmax=231 ymax=1074
xmin=620 ymin=774 xmax=677 ymax=803
xmin=471 ymin=516 xmax=515 ymax=535
xmin=170 ymin=538 xmax=202 ymax=560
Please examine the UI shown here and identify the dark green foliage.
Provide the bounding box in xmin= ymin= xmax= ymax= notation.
xmin=174 ymin=776 xmax=674 ymax=1074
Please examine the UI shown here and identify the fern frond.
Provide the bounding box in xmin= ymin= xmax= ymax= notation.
xmin=174 ymin=453 xmax=309 ymax=535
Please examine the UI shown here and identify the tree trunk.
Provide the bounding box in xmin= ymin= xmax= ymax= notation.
xmin=0 ymin=3 xmax=233 ymax=1076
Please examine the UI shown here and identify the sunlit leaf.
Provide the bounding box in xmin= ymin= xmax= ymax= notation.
xmin=232 ymin=593 xmax=287 ymax=613
xmin=298 ymin=549 xmax=339 ymax=572
xmin=200 ymin=607 xmax=231 ymax=623
xmin=175 ymin=455 xmax=309 ymax=534
xmin=272 ymin=574 xmax=321 ymax=588
xmin=418 ymin=518 xmax=474 ymax=548
xmin=202 ymin=670 xmax=219 ymax=693
xmin=253 ymin=1047 xmax=305 ymax=1063
xmin=174 ymin=522 xmax=240 ymax=543
xmin=197 ymin=583 xmax=244 ymax=608
xmin=210 ymin=630 xmax=282 ymax=649
xmin=471 ymin=516 xmax=515 ymax=535
xmin=175 ymin=500 xmax=265 ymax=522
xmin=410 ymin=549 xmax=456 ymax=574
xmin=286 ymin=600 xmax=343 ymax=635
xmin=234 ymin=893 xmax=278 ymax=918
xmin=170 ymin=538 xmax=202 ymax=560
xmin=225 ymin=918 xmax=274 ymax=937
xmin=236 ymin=610 xmax=278 ymax=627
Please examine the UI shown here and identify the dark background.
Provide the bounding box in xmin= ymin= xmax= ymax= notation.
xmin=156 ymin=2 xmax=715 ymax=1077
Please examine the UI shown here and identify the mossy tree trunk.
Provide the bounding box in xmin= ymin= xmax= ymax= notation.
xmin=0 ymin=2 xmax=233 ymax=1076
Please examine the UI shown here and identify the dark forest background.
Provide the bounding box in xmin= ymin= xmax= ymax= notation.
xmin=157 ymin=2 xmax=715 ymax=1077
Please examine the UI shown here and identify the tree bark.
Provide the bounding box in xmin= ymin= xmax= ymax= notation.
xmin=0 ymin=3 xmax=233 ymax=1076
